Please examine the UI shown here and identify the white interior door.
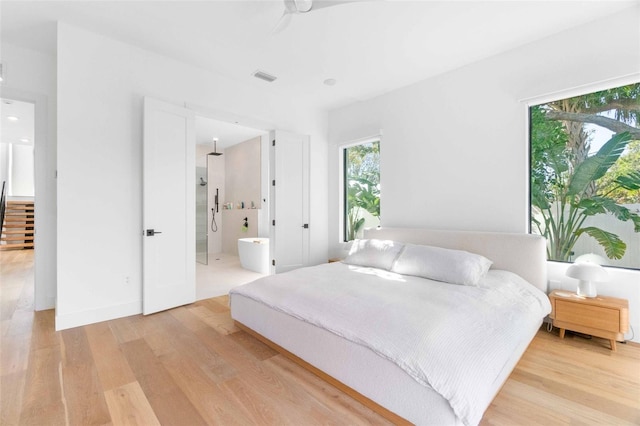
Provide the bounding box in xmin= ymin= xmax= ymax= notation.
xmin=269 ymin=130 xmax=310 ymax=273
xmin=143 ymin=97 xmax=195 ymax=314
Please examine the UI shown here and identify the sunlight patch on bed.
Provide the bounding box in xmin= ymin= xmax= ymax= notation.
xmin=347 ymin=265 xmax=407 ymax=282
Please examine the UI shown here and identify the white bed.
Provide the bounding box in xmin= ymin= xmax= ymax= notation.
xmin=230 ymin=228 xmax=550 ymax=425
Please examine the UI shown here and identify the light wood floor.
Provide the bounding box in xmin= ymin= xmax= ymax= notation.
xmin=2 ymin=250 xmax=639 ymax=425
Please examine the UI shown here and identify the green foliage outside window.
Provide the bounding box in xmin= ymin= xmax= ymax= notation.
xmin=344 ymin=141 xmax=380 ymax=241
xmin=530 ymin=83 xmax=640 ymax=266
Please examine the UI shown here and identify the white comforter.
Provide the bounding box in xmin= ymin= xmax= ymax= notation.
xmin=229 ymin=262 xmax=551 ymax=426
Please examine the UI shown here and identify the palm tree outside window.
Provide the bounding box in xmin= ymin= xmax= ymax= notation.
xmin=529 ymin=83 xmax=640 ymax=269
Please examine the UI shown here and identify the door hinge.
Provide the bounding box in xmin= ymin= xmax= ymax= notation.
xmin=272 ymin=179 xmax=275 ymax=186
xmin=272 ymin=220 xmax=275 ymax=226
xmin=272 ymin=139 xmax=276 ymax=146
xmin=272 ymin=259 xmax=276 ymax=266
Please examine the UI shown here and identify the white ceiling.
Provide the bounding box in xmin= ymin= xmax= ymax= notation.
xmin=1 ymin=98 xmax=35 ymax=146
xmin=2 ymin=1 xmax=637 ymax=112
xmin=1 ymin=0 xmax=637 ymax=145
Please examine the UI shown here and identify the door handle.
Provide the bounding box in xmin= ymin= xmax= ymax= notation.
xmin=146 ymin=229 xmax=163 ymax=236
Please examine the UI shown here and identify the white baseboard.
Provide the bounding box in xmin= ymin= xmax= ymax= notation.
xmin=55 ymin=300 xmax=142 ymax=331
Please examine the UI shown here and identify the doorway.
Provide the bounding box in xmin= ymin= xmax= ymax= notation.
xmin=142 ymin=98 xmax=312 ymax=312
xmin=1 ymin=97 xmax=36 ymax=318
xmin=1 ymin=98 xmax=35 ymax=251
xmin=0 ymin=88 xmax=53 ymax=312
xmin=194 ymin=115 xmax=270 ymax=299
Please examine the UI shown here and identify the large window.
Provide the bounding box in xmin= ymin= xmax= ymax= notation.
xmin=343 ymin=140 xmax=380 ymax=242
xmin=529 ymin=83 xmax=640 ymax=269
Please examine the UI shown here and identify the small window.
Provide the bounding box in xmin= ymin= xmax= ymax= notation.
xmin=343 ymin=140 xmax=380 ymax=242
xmin=529 ymin=83 xmax=640 ymax=269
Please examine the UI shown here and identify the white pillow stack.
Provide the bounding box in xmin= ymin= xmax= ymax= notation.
xmin=343 ymin=239 xmax=493 ymax=286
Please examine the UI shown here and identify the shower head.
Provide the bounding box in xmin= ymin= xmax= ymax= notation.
xmin=208 ymin=137 xmax=222 ymax=156
xmin=199 ymin=177 xmax=207 ymax=186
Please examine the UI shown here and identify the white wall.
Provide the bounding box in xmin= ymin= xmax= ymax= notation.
xmin=328 ymin=7 xmax=640 ymax=342
xmin=225 ymin=137 xmax=261 ymax=210
xmin=56 ymin=22 xmax=328 ymax=330
xmin=8 ymin=144 xmax=35 ymax=197
xmin=222 ymin=209 xmax=259 ymax=256
xmin=222 ymin=137 xmax=261 ymax=255
xmin=0 ymin=42 xmax=57 ymax=311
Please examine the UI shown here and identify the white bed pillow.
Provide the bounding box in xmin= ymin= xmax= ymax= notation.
xmin=391 ymin=243 xmax=492 ymax=286
xmin=343 ymin=239 xmax=405 ymax=271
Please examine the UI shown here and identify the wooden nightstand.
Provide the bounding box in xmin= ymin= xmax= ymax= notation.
xmin=549 ymin=290 xmax=629 ymax=351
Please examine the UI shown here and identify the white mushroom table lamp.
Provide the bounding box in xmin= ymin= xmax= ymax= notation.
xmin=566 ymin=262 xmax=608 ymax=298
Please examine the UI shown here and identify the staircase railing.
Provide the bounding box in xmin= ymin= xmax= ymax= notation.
xmin=0 ymin=181 xmax=6 ymax=236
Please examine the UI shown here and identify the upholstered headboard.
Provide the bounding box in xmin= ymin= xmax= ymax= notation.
xmin=364 ymin=227 xmax=548 ymax=293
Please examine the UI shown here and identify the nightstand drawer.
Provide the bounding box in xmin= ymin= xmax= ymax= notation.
xmin=555 ymin=300 xmax=620 ymax=332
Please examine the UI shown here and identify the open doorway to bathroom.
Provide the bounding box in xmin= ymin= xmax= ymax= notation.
xmin=195 ymin=115 xmax=270 ymax=299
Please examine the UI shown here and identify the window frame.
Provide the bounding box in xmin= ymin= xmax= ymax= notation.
xmin=338 ymin=136 xmax=381 ymax=243
xmin=524 ymin=75 xmax=640 ymax=271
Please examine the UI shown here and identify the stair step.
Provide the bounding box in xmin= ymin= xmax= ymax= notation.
xmin=2 ymin=201 xmax=35 ymax=245
xmin=2 ymin=229 xmax=34 ymax=234
xmin=0 ymin=242 xmax=34 ymax=250
xmin=2 ymin=224 xmax=35 ymax=229
xmin=2 ymin=235 xmax=34 ymax=241
xmin=5 ymin=205 xmax=34 ymax=210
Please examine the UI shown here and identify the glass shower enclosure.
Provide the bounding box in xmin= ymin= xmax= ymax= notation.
xmin=196 ymin=166 xmax=208 ymax=264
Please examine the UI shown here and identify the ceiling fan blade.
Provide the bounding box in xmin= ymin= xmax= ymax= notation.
xmin=272 ymin=11 xmax=292 ymax=34
xmin=310 ymin=0 xmax=364 ymax=11
xmin=287 ymin=0 xmax=313 ymax=13
xmin=273 ymin=0 xmax=371 ymax=34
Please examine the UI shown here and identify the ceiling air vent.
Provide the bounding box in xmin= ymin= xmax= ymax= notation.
xmin=252 ymin=70 xmax=277 ymax=83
